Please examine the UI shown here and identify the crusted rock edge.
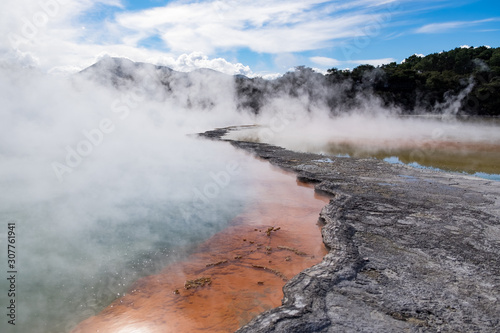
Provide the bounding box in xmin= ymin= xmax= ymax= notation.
xmin=199 ymin=128 xmax=500 ymax=333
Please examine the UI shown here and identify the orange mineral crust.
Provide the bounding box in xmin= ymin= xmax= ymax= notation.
xmin=73 ymin=165 xmax=330 ymax=333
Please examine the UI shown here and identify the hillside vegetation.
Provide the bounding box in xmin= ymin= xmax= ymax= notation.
xmin=236 ymin=46 xmax=500 ymax=116
xmin=81 ymin=47 xmax=500 ymax=117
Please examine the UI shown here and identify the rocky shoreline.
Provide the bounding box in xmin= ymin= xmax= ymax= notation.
xmin=200 ymin=127 xmax=500 ymax=332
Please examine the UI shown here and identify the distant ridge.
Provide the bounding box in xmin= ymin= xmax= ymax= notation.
xmin=79 ymin=56 xmax=239 ymax=80
xmin=79 ymin=46 xmax=500 ymax=116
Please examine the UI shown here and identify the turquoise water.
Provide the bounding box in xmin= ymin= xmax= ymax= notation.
xmin=0 ymin=138 xmax=261 ymax=333
xmin=383 ymin=156 xmax=500 ymax=181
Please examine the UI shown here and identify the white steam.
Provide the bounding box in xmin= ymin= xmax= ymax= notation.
xmin=0 ymin=56 xmax=499 ymax=333
xmin=0 ymin=59 xmax=256 ymax=332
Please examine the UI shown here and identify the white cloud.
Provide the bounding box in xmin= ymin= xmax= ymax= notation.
xmin=1 ymin=0 xmax=402 ymax=74
xmin=354 ymin=58 xmax=395 ymax=66
xmin=0 ymin=0 xmax=128 ymax=72
xmin=0 ymin=47 xmax=39 ymax=68
xmin=261 ymin=72 xmax=283 ymax=80
xmin=461 ymin=45 xmax=492 ymax=49
xmin=273 ymin=53 xmax=301 ymax=70
xmin=157 ymin=52 xmax=252 ymax=76
xmin=5 ymin=0 xmax=492 ymax=76
xmin=311 ymin=56 xmax=395 ymax=68
xmin=1 ymin=0 xmax=252 ymax=76
xmin=311 ymin=67 xmax=328 ymax=75
xmin=310 ymin=56 xmax=342 ymax=67
xmin=114 ymin=0 xmax=392 ymax=54
xmin=415 ymin=18 xmax=498 ymax=34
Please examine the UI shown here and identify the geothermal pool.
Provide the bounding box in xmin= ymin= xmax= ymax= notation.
xmin=72 ymin=158 xmax=329 ymax=332
xmin=0 ymin=136 xmax=329 ymax=333
xmin=321 ymin=138 xmax=500 ymax=180
xmin=225 ymin=116 xmax=500 ymax=181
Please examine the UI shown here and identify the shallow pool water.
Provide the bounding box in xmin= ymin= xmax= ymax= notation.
xmin=225 ymin=117 xmax=500 ymax=181
xmin=0 ymin=138 xmax=264 ymax=333
xmin=320 ymin=140 xmax=500 ymax=181
xmin=72 ymin=159 xmax=329 ymax=332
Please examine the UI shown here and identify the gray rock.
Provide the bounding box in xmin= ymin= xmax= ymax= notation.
xmin=200 ymin=128 xmax=500 ymax=333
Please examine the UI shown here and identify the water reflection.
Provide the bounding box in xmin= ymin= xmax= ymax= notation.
xmin=225 ymin=116 xmax=500 ymax=181
xmin=0 ymin=138 xmax=251 ymax=333
xmin=322 ymin=139 xmax=500 ymax=179
xmin=73 ymin=159 xmax=329 ymax=332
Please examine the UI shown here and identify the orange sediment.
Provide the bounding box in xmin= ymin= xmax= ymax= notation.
xmin=72 ymin=164 xmax=330 ymax=333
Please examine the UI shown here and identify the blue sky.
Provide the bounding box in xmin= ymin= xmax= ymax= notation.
xmin=2 ymin=0 xmax=500 ymax=76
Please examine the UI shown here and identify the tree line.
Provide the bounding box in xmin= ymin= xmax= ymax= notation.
xmin=236 ymin=46 xmax=500 ymax=116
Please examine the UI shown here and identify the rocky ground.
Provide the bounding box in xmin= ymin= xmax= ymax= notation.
xmin=200 ymin=127 xmax=500 ymax=333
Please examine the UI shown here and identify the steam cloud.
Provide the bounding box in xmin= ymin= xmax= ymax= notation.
xmin=0 ymin=58 xmax=256 ymax=332
xmin=0 ymin=56 xmax=499 ymax=332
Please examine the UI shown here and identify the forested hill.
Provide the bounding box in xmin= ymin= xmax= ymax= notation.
xmin=236 ymin=46 xmax=500 ymax=116
xmin=81 ymin=47 xmax=500 ymax=116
